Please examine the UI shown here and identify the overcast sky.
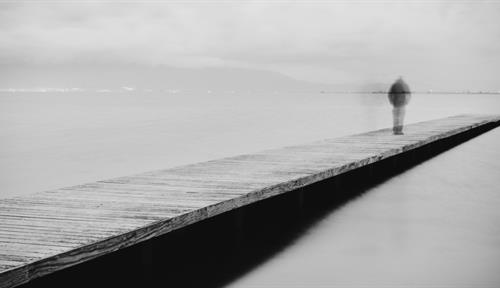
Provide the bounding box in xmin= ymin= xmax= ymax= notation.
xmin=1 ymin=0 xmax=499 ymax=90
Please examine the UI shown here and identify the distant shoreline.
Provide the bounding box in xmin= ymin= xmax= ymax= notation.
xmin=0 ymin=88 xmax=499 ymax=95
xmin=319 ymin=91 xmax=500 ymax=95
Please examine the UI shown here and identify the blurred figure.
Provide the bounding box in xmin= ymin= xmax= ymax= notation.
xmin=388 ymin=77 xmax=411 ymax=135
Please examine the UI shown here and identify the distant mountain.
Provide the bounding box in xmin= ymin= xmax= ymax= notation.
xmin=0 ymin=63 xmax=340 ymax=93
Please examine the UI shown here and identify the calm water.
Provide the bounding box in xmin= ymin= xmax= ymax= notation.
xmin=227 ymin=123 xmax=500 ymax=287
xmin=1 ymin=92 xmax=500 ymax=286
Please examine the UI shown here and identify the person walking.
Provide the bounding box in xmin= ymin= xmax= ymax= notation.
xmin=388 ymin=77 xmax=411 ymax=135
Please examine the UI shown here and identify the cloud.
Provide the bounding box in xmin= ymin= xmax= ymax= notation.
xmin=0 ymin=1 xmax=499 ymax=89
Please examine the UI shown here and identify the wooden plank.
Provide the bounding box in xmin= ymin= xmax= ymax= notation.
xmin=1 ymin=114 xmax=499 ymax=288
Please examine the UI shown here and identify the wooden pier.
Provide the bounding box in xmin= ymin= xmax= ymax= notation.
xmin=1 ymin=114 xmax=499 ymax=288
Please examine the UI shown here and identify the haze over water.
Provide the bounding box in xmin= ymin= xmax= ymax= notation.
xmin=1 ymin=91 xmax=500 ymax=286
xmin=1 ymin=91 xmax=498 ymax=198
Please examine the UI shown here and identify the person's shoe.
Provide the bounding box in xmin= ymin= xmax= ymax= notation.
xmin=393 ymin=126 xmax=404 ymax=135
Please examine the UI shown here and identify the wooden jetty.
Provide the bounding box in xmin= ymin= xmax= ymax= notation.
xmin=1 ymin=114 xmax=499 ymax=287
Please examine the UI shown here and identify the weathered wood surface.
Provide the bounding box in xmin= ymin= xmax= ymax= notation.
xmin=1 ymin=114 xmax=499 ymax=287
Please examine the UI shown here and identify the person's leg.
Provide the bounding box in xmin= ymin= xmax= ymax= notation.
xmin=392 ymin=106 xmax=406 ymax=134
xmin=392 ymin=107 xmax=399 ymax=134
xmin=398 ymin=106 xmax=406 ymax=134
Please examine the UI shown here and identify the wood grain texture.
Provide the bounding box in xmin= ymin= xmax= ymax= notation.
xmin=1 ymin=114 xmax=499 ymax=288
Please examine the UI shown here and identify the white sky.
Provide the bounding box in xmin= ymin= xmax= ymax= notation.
xmin=1 ymin=0 xmax=499 ymax=90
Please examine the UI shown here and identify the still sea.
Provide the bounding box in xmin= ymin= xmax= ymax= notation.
xmin=1 ymin=91 xmax=499 ymax=286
